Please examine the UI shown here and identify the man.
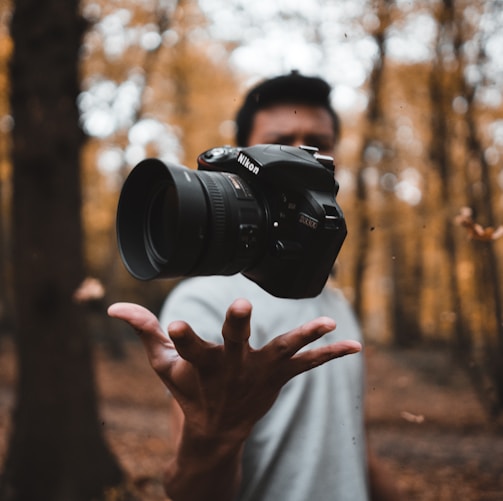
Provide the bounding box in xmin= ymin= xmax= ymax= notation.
xmin=109 ymin=72 xmax=398 ymax=500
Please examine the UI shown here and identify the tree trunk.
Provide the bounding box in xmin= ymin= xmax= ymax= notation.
xmin=353 ymin=29 xmax=386 ymax=321
xmin=0 ymin=1 xmax=123 ymax=499
xmin=0 ymin=164 xmax=12 ymax=337
xmin=390 ymin=224 xmax=423 ymax=347
xmin=463 ymin=67 xmax=503 ymax=416
xmin=429 ymin=0 xmax=468 ymax=351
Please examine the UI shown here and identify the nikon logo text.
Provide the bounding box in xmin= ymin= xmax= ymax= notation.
xmin=237 ymin=153 xmax=260 ymax=175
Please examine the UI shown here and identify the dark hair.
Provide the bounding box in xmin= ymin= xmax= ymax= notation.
xmin=235 ymin=71 xmax=341 ymax=147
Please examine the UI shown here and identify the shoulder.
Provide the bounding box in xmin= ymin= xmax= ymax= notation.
xmin=319 ymin=285 xmax=361 ymax=339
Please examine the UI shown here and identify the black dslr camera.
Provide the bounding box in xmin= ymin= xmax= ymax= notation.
xmin=116 ymin=144 xmax=347 ymax=298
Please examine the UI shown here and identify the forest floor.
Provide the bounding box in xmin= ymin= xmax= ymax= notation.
xmin=0 ymin=338 xmax=502 ymax=500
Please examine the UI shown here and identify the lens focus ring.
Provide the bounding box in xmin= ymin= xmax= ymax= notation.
xmin=199 ymin=172 xmax=230 ymax=264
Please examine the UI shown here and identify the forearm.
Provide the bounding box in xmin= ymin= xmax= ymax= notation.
xmin=164 ymin=429 xmax=245 ymax=501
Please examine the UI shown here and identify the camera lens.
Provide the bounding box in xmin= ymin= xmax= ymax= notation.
xmin=144 ymin=184 xmax=177 ymax=265
xmin=116 ymin=158 xmax=266 ymax=281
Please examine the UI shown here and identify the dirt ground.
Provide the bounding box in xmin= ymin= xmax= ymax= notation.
xmin=0 ymin=339 xmax=502 ymax=500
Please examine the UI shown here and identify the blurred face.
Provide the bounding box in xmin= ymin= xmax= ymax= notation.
xmin=247 ymin=104 xmax=337 ymax=156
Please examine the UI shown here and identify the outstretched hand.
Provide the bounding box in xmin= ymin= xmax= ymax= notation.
xmin=107 ymin=299 xmax=361 ymax=443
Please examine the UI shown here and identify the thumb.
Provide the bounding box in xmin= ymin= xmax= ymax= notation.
xmin=108 ymin=302 xmax=162 ymax=334
xmin=107 ymin=302 xmax=172 ymax=354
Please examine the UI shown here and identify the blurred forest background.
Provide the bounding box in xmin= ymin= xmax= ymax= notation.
xmin=0 ymin=0 xmax=502 ymax=499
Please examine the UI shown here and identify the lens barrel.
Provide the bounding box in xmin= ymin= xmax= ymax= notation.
xmin=116 ymin=158 xmax=265 ymax=280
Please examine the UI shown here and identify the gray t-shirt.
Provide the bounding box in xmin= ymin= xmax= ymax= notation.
xmin=159 ymin=274 xmax=369 ymax=501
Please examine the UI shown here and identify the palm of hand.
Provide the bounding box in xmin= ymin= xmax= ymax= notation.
xmin=108 ymin=298 xmax=361 ymax=444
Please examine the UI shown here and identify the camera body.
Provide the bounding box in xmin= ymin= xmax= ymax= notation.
xmin=116 ymin=144 xmax=347 ymax=299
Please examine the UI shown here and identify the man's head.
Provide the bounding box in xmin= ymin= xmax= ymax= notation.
xmin=235 ymin=72 xmax=340 ymax=155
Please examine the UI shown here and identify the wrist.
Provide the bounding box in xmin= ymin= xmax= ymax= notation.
xmin=164 ymin=428 xmax=245 ymax=501
xmin=176 ymin=422 xmax=246 ymax=464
